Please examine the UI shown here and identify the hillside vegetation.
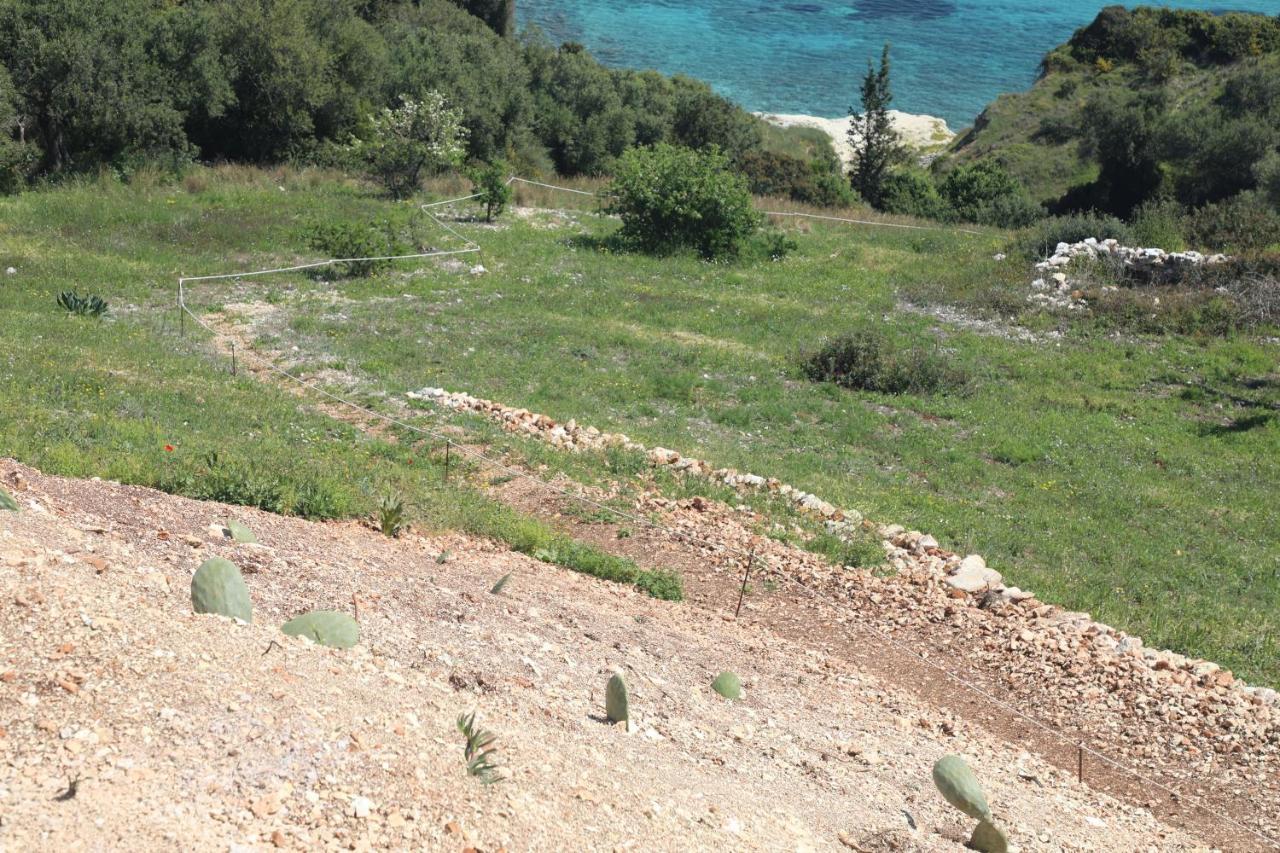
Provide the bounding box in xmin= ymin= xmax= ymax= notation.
xmin=0 ymin=0 xmax=829 ymax=185
xmin=947 ymin=6 xmax=1280 ymax=236
xmin=3 ymin=167 xmax=1278 ymax=687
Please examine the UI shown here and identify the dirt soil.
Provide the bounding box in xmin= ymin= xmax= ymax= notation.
xmin=0 ymin=460 xmax=1203 ymax=851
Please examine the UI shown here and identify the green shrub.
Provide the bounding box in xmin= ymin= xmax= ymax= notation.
xmin=468 ymin=158 xmax=512 ymax=221
xmin=1131 ymin=198 xmax=1187 ymax=250
xmin=938 ymin=160 xmax=1042 ymax=227
xmin=305 ymin=220 xmax=401 ymax=277
xmin=1015 ymin=212 xmax=1133 ymax=260
xmin=606 ymin=143 xmax=761 ymax=259
xmin=879 ymin=170 xmax=945 ymax=219
xmin=736 ymin=149 xmax=858 ymax=208
xmin=1184 ymin=193 xmax=1280 ymax=254
xmin=803 ymin=329 xmax=964 ymax=395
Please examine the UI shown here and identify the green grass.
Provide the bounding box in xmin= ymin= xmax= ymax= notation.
xmin=0 ymin=168 xmax=677 ymax=601
xmin=3 ymin=166 xmax=1279 ymax=685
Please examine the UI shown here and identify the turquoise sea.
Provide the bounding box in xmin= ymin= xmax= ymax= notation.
xmin=517 ymin=1 xmax=1280 ymax=128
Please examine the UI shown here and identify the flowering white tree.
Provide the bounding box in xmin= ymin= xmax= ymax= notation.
xmin=352 ymin=92 xmax=468 ymax=198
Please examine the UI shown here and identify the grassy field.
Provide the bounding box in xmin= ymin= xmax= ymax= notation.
xmin=0 ymin=167 xmax=678 ymax=600
xmin=3 ymin=166 xmax=1278 ymax=685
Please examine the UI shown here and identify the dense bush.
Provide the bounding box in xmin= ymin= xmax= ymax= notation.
xmin=737 ymin=150 xmax=858 ymax=208
xmin=1184 ymin=193 xmax=1280 ymax=254
xmin=606 ymin=144 xmax=760 ymax=259
xmin=879 ymin=170 xmax=946 ymax=219
xmin=1015 ymin=212 xmax=1134 ymax=260
xmin=1066 ymin=7 xmax=1280 ymax=67
xmin=1131 ymin=198 xmax=1186 ymax=250
xmin=938 ymin=161 xmax=1043 ymax=227
xmin=803 ymin=329 xmax=964 ymax=395
xmin=305 ymin=220 xmax=404 ymax=277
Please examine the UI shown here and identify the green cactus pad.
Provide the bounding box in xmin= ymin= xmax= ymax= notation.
xmin=711 ymin=671 xmax=741 ymax=700
xmin=0 ymin=486 xmax=18 ymax=512
xmin=225 ymin=520 xmax=257 ymax=544
xmin=191 ymin=557 xmax=252 ymax=623
xmin=281 ymin=610 xmax=359 ymax=648
xmin=932 ymin=755 xmax=991 ymax=821
xmin=969 ymin=819 xmax=1009 ymax=853
xmin=605 ymin=672 xmax=629 ymax=725
xmin=490 ymin=572 xmax=512 ymax=595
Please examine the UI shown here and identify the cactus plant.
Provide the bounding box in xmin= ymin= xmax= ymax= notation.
xmin=932 ymin=755 xmax=991 ymax=820
xmin=225 ymin=520 xmax=257 ymax=544
xmin=969 ymin=818 xmax=1009 ymax=853
xmin=0 ymin=486 xmax=18 ymax=512
xmin=605 ymin=672 xmax=629 ymax=726
xmin=711 ymin=671 xmax=741 ymax=700
xmin=933 ymin=755 xmax=1009 ymax=852
xmin=281 ymin=610 xmax=359 ymax=648
xmin=191 ymin=557 xmax=252 ymax=622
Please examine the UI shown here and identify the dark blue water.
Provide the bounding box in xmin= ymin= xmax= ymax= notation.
xmin=518 ymin=1 xmax=1280 ymax=128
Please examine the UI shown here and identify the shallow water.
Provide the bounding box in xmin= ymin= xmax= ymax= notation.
xmin=518 ymin=1 xmax=1280 ymax=128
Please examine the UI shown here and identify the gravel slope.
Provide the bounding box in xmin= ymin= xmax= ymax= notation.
xmin=0 ymin=460 xmax=1202 ymax=851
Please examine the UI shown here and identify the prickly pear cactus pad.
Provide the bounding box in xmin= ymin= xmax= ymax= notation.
xmin=281 ymin=610 xmax=360 ymax=648
xmin=190 ymin=557 xmax=252 ymax=623
xmin=0 ymin=486 xmax=17 ymax=512
xmin=606 ymin=672 xmax=629 ymax=725
xmin=711 ymin=671 xmax=742 ymax=700
xmin=932 ymin=755 xmax=992 ymax=820
xmin=225 ymin=520 xmax=257 ymax=544
xmin=970 ymin=819 xmax=1009 ymax=853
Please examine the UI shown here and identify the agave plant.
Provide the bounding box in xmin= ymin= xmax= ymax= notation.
xmin=457 ymin=711 xmax=501 ymax=784
xmin=378 ymin=492 xmax=405 ymax=538
xmin=57 ymin=291 xmax=108 ymax=317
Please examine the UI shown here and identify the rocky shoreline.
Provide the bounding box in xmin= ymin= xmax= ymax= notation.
xmin=756 ymin=111 xmax=955 ymax=167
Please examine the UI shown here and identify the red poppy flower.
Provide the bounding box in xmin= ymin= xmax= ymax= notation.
xmin=407 ymin=457 xmax=414 ymax=465
xmin=164 ymin=445 xmax=175 ymax=452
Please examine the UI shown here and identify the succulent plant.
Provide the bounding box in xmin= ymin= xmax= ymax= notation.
xmin=57 ymin=290 xmax=108 ymax=317
xmin=489 ymin=572 xmax=512 ymax=595
xmin=933 ymin=755 xmax=1009 ymax=852
xmin=969 ymin=818 xmax=1009 ymax=853
xmin=932 ymin=755 xmax=991 ymax=820
xmin=191 ymin=557 xmax=252 ymax=622
xmin=605 ymin=672 xmax=629 ymax=726
xmin=711 ymin=671 xmax=741 ymax=700
xmin=0 ymin=486 xmax=18 ymax=512
xmin=225 ymin=520 xmax=257 ymax=544
xmin=281 ymin=610 xmax=359 ymax=648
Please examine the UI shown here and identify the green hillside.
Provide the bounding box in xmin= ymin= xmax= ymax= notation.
xmin=3 ymin=168 xmax=1278 ymax=684
xmin=946 ymin=7 xmax=1280 ymax=221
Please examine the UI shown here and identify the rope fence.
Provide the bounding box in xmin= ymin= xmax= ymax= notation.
xmin=172 ymin=178 xmax=1278 ymax=850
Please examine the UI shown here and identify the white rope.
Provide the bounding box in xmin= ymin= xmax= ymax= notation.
xmin=762 ymin=209 xmax=985 ymax=236
xmin=509 ymin=176 xmax=600 ymax=197
xmin=171 ymin=179 xmax=1276 ymax=850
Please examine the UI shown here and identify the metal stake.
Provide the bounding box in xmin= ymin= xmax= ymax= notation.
xmin=734 ymin=550 xmax=754 ymax=619
xmin=443 ymin=440 xmax=451 ymax=484
xmin=1077 ymin=744 xmax=1084 ymax=784
xmin=230 ymin=341 xmax=237 ymax=376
